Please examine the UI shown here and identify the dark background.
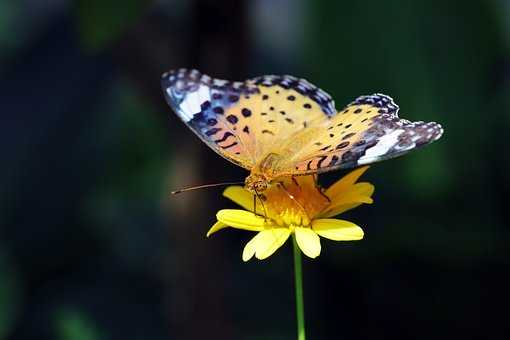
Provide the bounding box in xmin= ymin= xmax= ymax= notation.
xmin=1 ymin=0 xmax=509 ymax=339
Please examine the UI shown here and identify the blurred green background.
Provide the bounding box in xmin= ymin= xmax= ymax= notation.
xmin=1 ymin=0 xmax=509 ymax=339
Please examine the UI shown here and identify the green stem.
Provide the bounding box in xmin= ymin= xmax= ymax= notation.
xmin=292 ymin=235 xmax=306 ymax=340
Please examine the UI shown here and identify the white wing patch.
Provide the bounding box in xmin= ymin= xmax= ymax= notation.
xmin=167 ymin=84 xmax=211 ymax=121
xmin=358 ymin=129 xmax=404 ymax=165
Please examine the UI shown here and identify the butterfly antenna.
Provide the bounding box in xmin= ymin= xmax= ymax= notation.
xmin=171 ymin=181 xmax=244 ymax=195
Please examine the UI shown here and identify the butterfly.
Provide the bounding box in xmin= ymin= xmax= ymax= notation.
xmin=161 ymin=68 xmax=443 ymax=194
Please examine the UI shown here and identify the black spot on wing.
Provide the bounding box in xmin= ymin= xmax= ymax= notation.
xmin=201 ymin=101 xmax=211 ymax=110
xmin=214 ymin=132 xmax=234 ymax=143
xmin=226 ymin=115 xmax=238 ymax=124
xmin=306 ymin=160 xmax=313 ymax=170
xmin=342 ymin=132 xmax=356 ymax=140
xmin=347 ymin=93 xmax=399 ymax=115
xmin=213 ymin=106 xmax=224 ymax=114
xmin=205 ymin=127 xmax=221 ymax=136
xmin=250 ymin=74 xmax=337 ymax=116
xmin=336 ymin=141 xmax=349 ymax=149
xmin=242 ymin=108 xmax=252 ymax=117
xmin=316 ymin=155 xmax=328 ymax=168
xmin=222 ymin=141 xmax=238 ymax=149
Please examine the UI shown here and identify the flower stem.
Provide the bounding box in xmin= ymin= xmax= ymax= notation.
xmin=292 ymin=235 xmax=306 ymax=340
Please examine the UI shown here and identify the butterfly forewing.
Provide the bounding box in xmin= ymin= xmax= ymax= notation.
xmin=161 ymin=69 xmax=337 ymax=169
xmin=162 ymin=69 xmax=256 ymax=169
xmin=244 ymin=74 xmax=336 ymax=160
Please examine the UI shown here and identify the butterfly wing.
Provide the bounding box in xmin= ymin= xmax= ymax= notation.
xmin=162 ymin=69 xmax=255 ymax=169
xmin=161 ymin=69 xmax=337 ymax=169
xmin=273 ymin=94 xmax=443 ymax=175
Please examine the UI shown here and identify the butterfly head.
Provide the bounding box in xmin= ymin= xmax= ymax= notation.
xmin=245 ymin=173 xmax=269 ymax=194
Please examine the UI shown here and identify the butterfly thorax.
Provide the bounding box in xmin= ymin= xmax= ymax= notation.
xmin=244 ymin=153 xmax=284 ymax=193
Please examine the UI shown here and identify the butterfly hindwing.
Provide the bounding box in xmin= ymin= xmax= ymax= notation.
xmin=161 ymin=69 xmax=337 ymax=168
xmin=277 ymin=94 xmax=443 ymax=175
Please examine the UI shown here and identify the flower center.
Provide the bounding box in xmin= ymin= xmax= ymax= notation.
xmin=262 ymin=177 xmax=330 ymax=228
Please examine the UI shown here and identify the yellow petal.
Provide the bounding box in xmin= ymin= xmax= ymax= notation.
xmin=223 ymin=186 xmax=257 ymax=212
xmin=329 ymin=181 xmax=374 ymax=205
xmin=322 ymin=203 xmax=362 ymax=217
xmin=242 ymin=229 xmax=290 ymax=261
xmin=352 ymin=182 xmax=375 ymax=197
xmin=322 ymin=182 xmax=374 ymax=217
xmin=293 ymin=174 xmax=317 ymax=188
xmin=325 ymin=166 xmax=370 ymax=199
xmin=206 ymin=221 xmax=228 ymax=237
xmin=295 ymin=227 xmax=321 ymax=259
xmin=216 ymin=209 xmax=266 ymax=231
xmin=242 ymin=234 xmax=258 ymax=261
xmin=256 ymin=229 xmax=291 ymax=260
xmin=312 ymin=219 xmax=364 ymax=241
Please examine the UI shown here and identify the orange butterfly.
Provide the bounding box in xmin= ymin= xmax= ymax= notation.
xmin=162 ymin=69 xmax=443 ymax=194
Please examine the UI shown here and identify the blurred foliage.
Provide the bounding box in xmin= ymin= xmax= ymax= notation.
xmin=245 ymin=333 xmax=289 ymax=340
xmin=0 ymin=253 xmax=20 ymax=340
xmin=75 ymin=0 xmax=151 ymax=51
xmin=85 ymin=80 xmax=169 ymax=200
xmin=305 ymin=0 xmax=504 ymax=193
xmin=54 ymin=308 xmax=103 ymax=340
xmin=81 ymin=80 xmax=170 ymax=268
xmin=0 ymin=1 xmax=17 ymax=51
xmin=1 ymin=0 xmax=509 ymax=339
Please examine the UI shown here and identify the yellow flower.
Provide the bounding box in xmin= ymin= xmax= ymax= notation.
xmin=207 ymin=166 xmax=374 ymax=261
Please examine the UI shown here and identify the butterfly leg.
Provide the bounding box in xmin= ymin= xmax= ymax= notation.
xmin=252 ymin=192 xmax=262 ymax=217
xmin=254 ymin=191 xmax=269 ymax=222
